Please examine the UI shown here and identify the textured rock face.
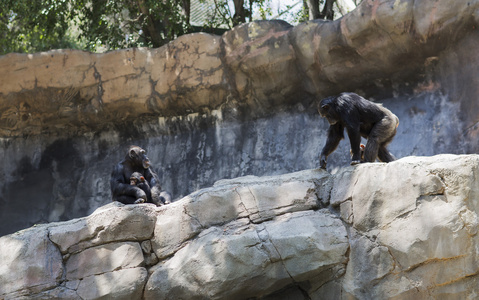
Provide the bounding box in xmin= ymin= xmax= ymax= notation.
xmin=1 ymin=155 xmax=479 ymax=299
xmin=2 ymin=1 xmax=478 ymax=134
xmin=1 ymin=0 xmax=479 ymax=237
xmin=334 ymin=155 xmax=479 ymax=299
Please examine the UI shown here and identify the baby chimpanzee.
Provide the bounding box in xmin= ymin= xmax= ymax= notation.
xmin=129 ymin=172 xmax=151 ymax=204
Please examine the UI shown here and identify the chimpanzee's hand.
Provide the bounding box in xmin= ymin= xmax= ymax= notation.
xmin=320 ymin=155 xmax=327 ymax=169
xmin=351 ymin=160 xmax=361 ymax=165
xmin=135 ymin=188 xmax=147 ymax=200
xmin=134 ymin=198 xmax=145 ymax=204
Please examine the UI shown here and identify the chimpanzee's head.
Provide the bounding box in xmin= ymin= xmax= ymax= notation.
xmin=128 ymin=146 xmax=150 ymax=169
xmin=130 ymin=172 xmax=146 ymax=185
xmin=318 ymin=96 xmax=340 ymax=125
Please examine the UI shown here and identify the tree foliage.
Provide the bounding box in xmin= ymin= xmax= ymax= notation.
xmin=1 ymin=0 xmax=359 ymax=55
xmin=74 ymin=0 xmax=191 ymax=50
xmin=1 ymin=0 xmax=81 ymax=54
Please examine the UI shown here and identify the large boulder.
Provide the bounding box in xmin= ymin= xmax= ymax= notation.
xmin=0 ymin=203 xmax=156 ymax=300
xmin=1 ymin=155 xmax=479 ymax=299
xmin=145 ymin=211 xmax=348 ymax=300
xmin=146 ymin=169 xmax=344 ymax=299
xmin=151 ymin=169 xmax=329 ymax=259
xmin=332 ymin=155 xmax=479 ymax=299
xmin=48 ymin=202 xmax=157 ymax=254
xmin=0 ymin=225 xmax=62 ymax=298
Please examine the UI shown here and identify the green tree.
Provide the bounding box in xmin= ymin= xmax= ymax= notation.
xmin=1 ymin=0 xmax=192 ymax=54
xmin=198 ymin=0 xmax=271 ymax=32
xmin=73 ymin=0 xmax=191 ymax=51
xmin=0 ymin=0 xmax=361 ymax=55
xmin=1 ymin=0 xmax=82 ymax=54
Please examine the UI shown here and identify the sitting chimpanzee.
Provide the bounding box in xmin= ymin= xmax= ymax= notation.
xmin=318 ymin=92 xmax=399 ymax=169
xmin=110 ymin=145 xmax=166 ymax=205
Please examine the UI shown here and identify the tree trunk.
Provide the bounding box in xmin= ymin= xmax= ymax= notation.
xmin=182 ymin=0 xmax=191 ymax=25
xmin=302 ymin=0 xmax=309 ymax=20
xmin=137 ymin=0 xmax=164 ymax=47
xmin=319 ymin=0 xmax=335 ymax=20
xmin=233 ymin=0 xmax=246 ymax=25
xmin=307 ymin=0 xmax=320 ymax=20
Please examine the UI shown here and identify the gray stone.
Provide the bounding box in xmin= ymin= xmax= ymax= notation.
xmin=65 ymin=242 xmax=144 ymax=280
xmin=342 ymin=231 xmax=395 ymax=297
xmin=76 ymin=267 xmax=147 ymax=300
xmin=151 ymin=169 xmax=328 ymax=259
xmin=2 ymin=155 xmax=479 ymax=298
xmin=348 ymin=158 xmax=446 ymax=232
xmin=10 ymin=287 xmax=80 ymax=300
xmin=263 ymin=210 xmax=349 ymax=282
xmin=150 ymin=199 xmax=203 ymax=260
xmin=141 ymin=240 xmax=152 ymax=253
xmin=48 ymin=203 xmax=157 ymax=253
xmin=145 ymin=210 xmax=348 ymax=300
xmin=0 ymin=226 xmax=62 ymax=297
xmin=337 ymin=155 xmax=479 ymax=299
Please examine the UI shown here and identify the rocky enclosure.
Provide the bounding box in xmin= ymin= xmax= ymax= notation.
xmin=0 ymin=0 xmax=479 ymax=237
xmin=1 ymin=155 xmax=478 ymax=299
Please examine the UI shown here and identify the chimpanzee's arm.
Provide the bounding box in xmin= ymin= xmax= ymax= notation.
xmin=320 ymin=124 xmax=344 ymax=169
xmin=144 ymin=168 xmax=163 ymax=205
xmin=144 ymin=168 xmax=162 ymax=190
xmin=137 ymin=182 xmax=152 ymax=202
xmin=346 ymin=126 xmax=362 ymax=164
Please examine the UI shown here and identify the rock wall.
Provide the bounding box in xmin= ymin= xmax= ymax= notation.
xmin=1 ymin=0 xmax=479 ymax=236
xmin=1 ymin=154 xmax=479 ymax=299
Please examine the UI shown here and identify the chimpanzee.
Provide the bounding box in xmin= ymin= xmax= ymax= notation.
xmin=318 ymin=92 xmax=399 ymax=169
xmin=129 ymin=172 xmax=151 ymax=204
xmin=110 ymin=145 xmax=164 ymax=205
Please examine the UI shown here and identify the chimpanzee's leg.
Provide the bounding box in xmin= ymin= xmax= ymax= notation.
xmin=114 ymin=195 xmax=138 ymax=204
xmin=378 ymin=146 xmax=396 ymax=162
xmin=364 ymin=138 xmax=379 ymax=162
xmin=364 ymin=114 xmax=398 ymax=163
xmin=320 ymin=123 xmax=344 ymax=169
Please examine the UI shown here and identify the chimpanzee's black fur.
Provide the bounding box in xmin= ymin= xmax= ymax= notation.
xmin=318 ymin=92 xmax=399 ymax=169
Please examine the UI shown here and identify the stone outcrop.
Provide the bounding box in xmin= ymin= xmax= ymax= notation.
xmin=1 ymin=155 xmax=479 ymax=299
xmin=1 ymin=1 xmax=478 ymax=136
xmin=1 ymin=0 xmax=479 ymax=238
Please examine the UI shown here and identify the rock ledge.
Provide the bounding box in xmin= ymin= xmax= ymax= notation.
xmin=1 ymin=154 xmax=479 ymax=299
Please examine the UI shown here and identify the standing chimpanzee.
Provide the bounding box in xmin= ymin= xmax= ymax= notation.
xmin=110 ymin=145 xmax=164 ymax=205
xmin=318 ymin=92 xmax=399 ymax=169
